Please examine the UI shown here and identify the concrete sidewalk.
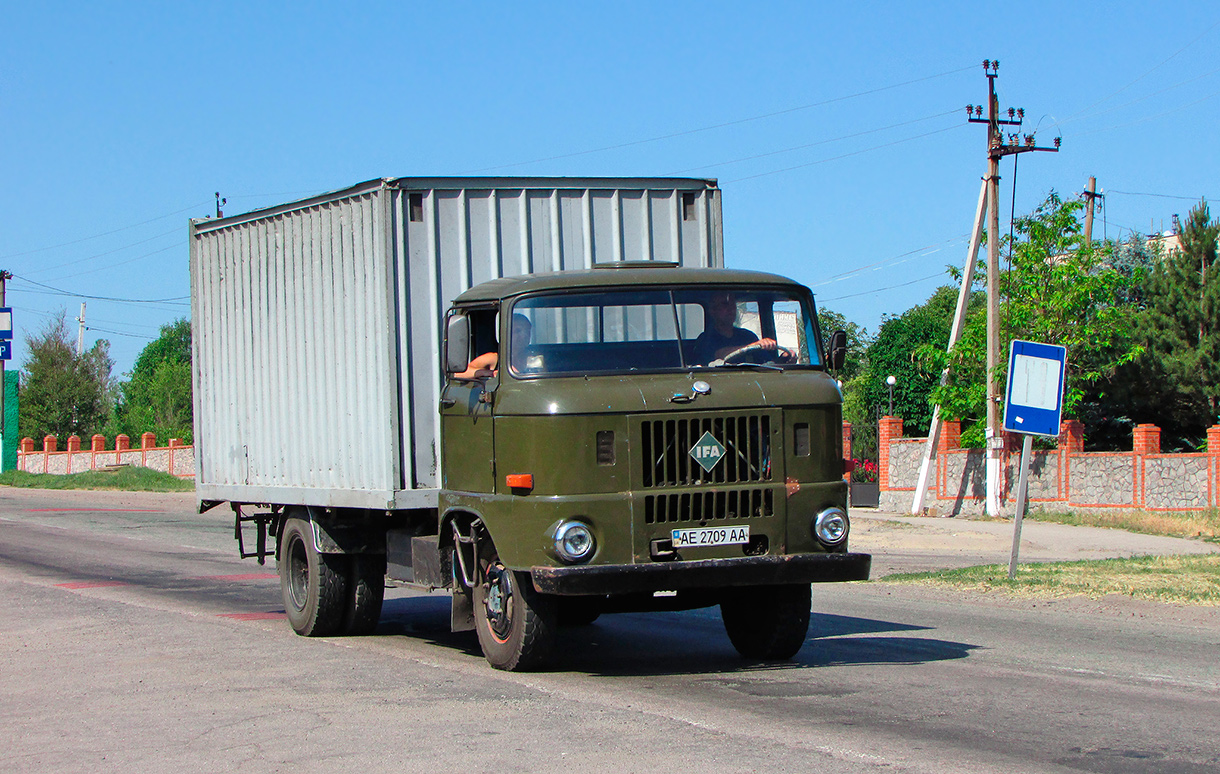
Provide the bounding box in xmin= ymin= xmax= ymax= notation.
xmin=851 ymin=509 xmax=1220 ymax=577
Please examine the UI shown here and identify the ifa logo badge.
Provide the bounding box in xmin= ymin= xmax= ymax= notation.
xmin=688 ymin=430 xmax=726 ymax=472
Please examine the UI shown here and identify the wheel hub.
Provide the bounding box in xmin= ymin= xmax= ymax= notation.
xmin=483 ymin=565 xmax=514 ymax=640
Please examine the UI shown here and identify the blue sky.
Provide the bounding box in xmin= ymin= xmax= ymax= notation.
xmin=2 ymin=2 xmax=1217 ymax=375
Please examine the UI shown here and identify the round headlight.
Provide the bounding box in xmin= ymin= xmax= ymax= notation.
xmin=813 ymin=507 xmax=849 ymax=546
xmin=554 ymin=521 xmax=596 ymax=564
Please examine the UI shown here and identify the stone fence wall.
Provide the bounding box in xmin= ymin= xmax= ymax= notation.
xmin=16 ymin=433 xmax=194 ymax=479
xmin=867 ymin=417 xmax=1220 ymax=516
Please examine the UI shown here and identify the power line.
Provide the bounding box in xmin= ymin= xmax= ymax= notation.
xmin=1107 ymin=189 xmax=1213 ymax=201
xmin=0 ymin=201 xmax=207 ymax=260
xmin=465 ymin=64 xmax=976 ymax=172
xmin=725 ymin=124 xmax=964 ymax=183
xmin=46 ymin=242 xmax=182 ymax=284
xmin=24 ymin=226 xmax=183 ymax=276
xmin=84 ymin=325 xmax=157 ymax=341
xmin=818 ymin=270 xmax=947 ymax=302
xmin=808 ymin=235 xmax=968 ymax=287
xmin=1071 ymin=88 xmax=1220 ymax=138
xmin=1052 ymin=17 xmax=1220 ymax=127
xmin=668 ymin=108 xmax=961 ymax=174
xmin=11 ymin=274 xmax=189 ymax=304
xmin=1052 ymin=65 xmax=1220 ymax=131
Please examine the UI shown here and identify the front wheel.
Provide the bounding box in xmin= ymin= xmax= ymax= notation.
xmin=279 ymin=516 xmax=350 ymax=637
xmin=720 ymin=583 xmax=812 ymax=660
xmin=473 ymin=549 xmax=557 ymax=671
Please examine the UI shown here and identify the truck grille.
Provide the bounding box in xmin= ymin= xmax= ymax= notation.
xmin=643 ymin=489 xmax=774 ymax=524
xmin=641 ymin=414 xmax=772 ymax=487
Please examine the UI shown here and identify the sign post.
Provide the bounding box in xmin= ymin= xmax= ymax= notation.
xmin=1003 ymin=340 xmax=1067 ymax=579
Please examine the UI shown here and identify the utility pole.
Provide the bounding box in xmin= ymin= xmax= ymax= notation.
xmin=966 ymin=60 xmax=1059 ymax=517
xmin=0 ymin=270 xmax=10 ymax=472
xmin=1082 ymin=176 xmax=1102 ymax=245
xmin=76 ymin=302 xmax=86 ymax=356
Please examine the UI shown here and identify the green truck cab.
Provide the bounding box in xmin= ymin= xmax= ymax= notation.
xmin=432 ymin=264 xmax=869 ymax=669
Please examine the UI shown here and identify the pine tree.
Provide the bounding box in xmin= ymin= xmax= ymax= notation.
xmin=18 ymin=313 xmax=114 ymax=443
xmin=1139 ymin=199 xmax=1220 ymax=445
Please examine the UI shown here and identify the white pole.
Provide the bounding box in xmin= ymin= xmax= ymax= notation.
xmin=76 ymin=302 xmax=86 ymax=356
xmin=911 ymin=178 xmax=988 ymax=514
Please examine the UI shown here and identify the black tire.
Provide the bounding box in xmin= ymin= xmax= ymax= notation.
xmin=279 ymin=517 xmax=350 ymax=637
xmin=343 ymin=553 xmax=386 ymax=635
xmin=473 ymin=548 xmax=557 ymax=671
xmin=720 ymin=583 xmax=812 ymax=660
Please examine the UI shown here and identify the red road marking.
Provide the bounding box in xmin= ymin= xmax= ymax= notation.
xmin=218 ymin=612 xmax=287 ymax=621
xmin=29 ymin=508 xmax=165 ymax=513
xmin=198 ymin=573 xmax=279 ymax=581
xmin=55 ymin=581 xmax=130 ymax=589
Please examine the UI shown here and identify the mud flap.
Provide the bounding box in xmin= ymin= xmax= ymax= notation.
xmin=451 ymin=588 xmax=475 ymax=632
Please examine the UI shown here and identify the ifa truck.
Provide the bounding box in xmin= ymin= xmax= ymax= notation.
xmin=190 ymin=177 xmax=870 ymax=671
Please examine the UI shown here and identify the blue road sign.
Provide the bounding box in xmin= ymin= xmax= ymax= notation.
xmin=0 ymin=340 xmax=10 ymax=361
xmin=0 ymin=308 xmax=11 ymax=340
xmin=1003 ymin=340 xmax=1066 ymax=437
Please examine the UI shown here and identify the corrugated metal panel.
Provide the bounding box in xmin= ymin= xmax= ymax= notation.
xmin=192 ymin=177 xmax=722 ymax=507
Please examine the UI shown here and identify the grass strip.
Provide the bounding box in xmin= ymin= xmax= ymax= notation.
xmin=882 ymin=554 xmax=1220 ymax=605
xmin=0 ymin=467 xmax=194 ymax=492
xmin=1023 ymin=509 xmax=1220 ymax=544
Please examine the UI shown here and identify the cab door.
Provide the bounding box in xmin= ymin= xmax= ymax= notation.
xmin=440 ymin=308 xmax=498 ymax=494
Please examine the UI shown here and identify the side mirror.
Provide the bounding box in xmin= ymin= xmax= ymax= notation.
xmin=445 ymin=314 xmax=470 ymax=375
xmin=828 ymin=330 xmax=847 ymax=371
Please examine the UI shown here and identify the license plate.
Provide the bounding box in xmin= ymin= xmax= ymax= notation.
xmin=670 ymin=525 xmax=750 ymax=548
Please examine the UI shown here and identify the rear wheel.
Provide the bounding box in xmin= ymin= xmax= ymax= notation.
xmin=473 ymin=545 xmax=556 ymax=671
xmin=721 ymin=583 xmax=812 ymax=660
xmin=279 ymin=516 xmax=349 ymax=637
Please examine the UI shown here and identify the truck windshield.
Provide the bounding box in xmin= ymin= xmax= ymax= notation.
xmin=508 ymin=287 xmax=822 ymax=377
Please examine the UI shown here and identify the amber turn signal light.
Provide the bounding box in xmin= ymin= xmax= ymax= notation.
xmin=505 ymin=473 xmax=534 ymax=490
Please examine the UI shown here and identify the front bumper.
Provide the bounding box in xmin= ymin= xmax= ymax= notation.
xmin=530 ymin=552 xmax=871 ymax=596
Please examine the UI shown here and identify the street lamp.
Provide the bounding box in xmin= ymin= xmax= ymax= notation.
xmin=886 ymin=375 xmax=896 ymax=416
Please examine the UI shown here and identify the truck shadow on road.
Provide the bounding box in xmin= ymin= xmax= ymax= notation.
xmin=377 ymin=596 xmax=980 ymax=676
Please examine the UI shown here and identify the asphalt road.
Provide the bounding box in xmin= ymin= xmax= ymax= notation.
xmin=2 ymin=488 xmax=1218 ymax=773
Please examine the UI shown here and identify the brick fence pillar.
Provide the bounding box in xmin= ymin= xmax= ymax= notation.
xmin=939 ymin=419 xmax=961 ymax=453
xmin=1059 ymin=420 xmax=1084 ymax=453
xmin=116 ymin=434 xmax=130 ymax=465
xmin=43 ymin=435 xmax=57 ymax=453
xmin=19 ymin=437 xmax=34 ymax=472
xmin=1132 ymin=423 xmax=1161 ymax=509
xmin=878 ymin=416 xmax=903 ymax=491
xmin=141 ymin=432 xmax=156 ymax=450
xmin=1210 ymin=425 xmax=1220 ymax=508
xmin=1133 ymin=424 xmax=1161 ymax=456
xmin=66 ymin=435 xmax=81 ymax=452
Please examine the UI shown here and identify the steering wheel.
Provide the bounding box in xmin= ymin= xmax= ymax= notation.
xmin=713 ymin=342 xmax=797 ymax=366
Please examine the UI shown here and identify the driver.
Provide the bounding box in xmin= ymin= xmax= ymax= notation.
xmin=693 ymin=291 xmax=780 ymax=364
xmin=453 ymin=313 xmax=533 ymax=379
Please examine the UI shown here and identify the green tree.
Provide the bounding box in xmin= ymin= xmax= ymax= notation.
xmin=1133 ymin=198 xmax=1220 ymax=447
xmin=859 ymin=285 xmax=961 ymax=437
xmin=818 ymin=306 xmax=870 ymax=382
xmin=923 ymin=192 xmax=1141 ymax=447
xmin=112 ymin=318 xmax=194 ymax=443
xmin=18 ymin=312 xmax=114 ymax=443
